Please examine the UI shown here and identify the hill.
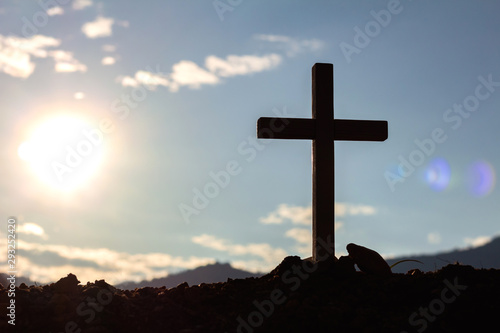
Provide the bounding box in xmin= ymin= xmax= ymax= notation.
xmin=386 ymin=236 xmax=500 ymax=273
xmin=115 ymin=262 xmax=262 ymax=289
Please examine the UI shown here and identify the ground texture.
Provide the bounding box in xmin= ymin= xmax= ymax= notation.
xmin=1 ymin=256 xmax=499 ymax=332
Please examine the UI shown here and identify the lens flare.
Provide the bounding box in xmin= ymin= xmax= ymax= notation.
xmin=467 ymin=161 xmax=496 ymax=197
xmin=424 ymin=158 xmax=451 ymax=191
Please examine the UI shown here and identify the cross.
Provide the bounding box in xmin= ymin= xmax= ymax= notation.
xmin=257 ymin=63 xmax=388 ymax=262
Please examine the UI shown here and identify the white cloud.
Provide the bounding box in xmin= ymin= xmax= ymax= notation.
xmin=47 ymin=6 xmax=64 ymax=16
xmin=16 ymin=222 xmax=48 ymax=240
xmin=285 ymin=228 xmax=310 ymax=244
xmin=0 ymin=237 xmax=215 ymax=284
xmin=73 ymin=0 xmax=93 ymax=10
xmin=101 ymin=56 xmax=116 ymax=65
xmin=260 ymin=203 xmax=312 ymax=225
xmin=0 ymin=35 xmax=86 ymax=77
xmin=336 ymin=203 xmax=377 ymax=217
xmin=118 ymin=53 xmax=283 ymax=92
xmin=169 ymin=60 xmax=219 ymax=92
xmin=259 ymin=203 xmax=375 ymax=226
xmin=49 ymin=50 xmax=87 ymax=73
xmin=254 ymin=34 xmax=324 ymax=57
xmin=427 ymin=232 xmax=442 ymax=245
xmin=464 ymin=235 xmax=492 ymax=248
xmin=205 ymin=53 xmax=282 ymax=77
xmin=285 ymin=228 xmax=311 ymax=257
xmin=191 ymin=234 xmax=287 ymax=265
xmin=55 ymin=62 xmax=87 ymax=72
xmin=0 ymin=35 xmax=64 ymax=78
xmin=118 ymin=70 xmax=170 ymax=90
xmin=81 ymin=16 xmax=114 ymax=39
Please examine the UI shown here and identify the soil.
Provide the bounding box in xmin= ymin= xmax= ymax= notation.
xmin=1 ymin=256 xmax=499 ymax=333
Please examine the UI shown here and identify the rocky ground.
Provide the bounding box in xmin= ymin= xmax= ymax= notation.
xmin=1 ymin=256 xmax=499 ymax=332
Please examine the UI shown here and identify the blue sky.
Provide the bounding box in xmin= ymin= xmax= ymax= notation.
xmin=1 ymin=0 xmax=499 ymax=284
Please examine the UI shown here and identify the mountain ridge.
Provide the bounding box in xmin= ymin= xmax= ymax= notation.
xmin=115 ymin=262 xmax=263 ymax=289
xmin=386 ymin=235 xmax=500 ymax=273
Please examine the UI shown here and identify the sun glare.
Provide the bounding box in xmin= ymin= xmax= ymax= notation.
xmin=18 ymin=114 xmax=107 ymax=192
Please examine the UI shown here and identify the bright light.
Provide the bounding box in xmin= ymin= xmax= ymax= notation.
xmin=18 ymin=114 xmax=106 ymax=192
xmin=424 ymin=157 xmax=451 ymax=191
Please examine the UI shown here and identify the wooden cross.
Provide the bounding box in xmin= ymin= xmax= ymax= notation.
xmin=257 ymin=63 xmax=388 ymax=262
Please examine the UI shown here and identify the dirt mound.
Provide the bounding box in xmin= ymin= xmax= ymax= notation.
xmin=1 ymin=257 xmax=499 ymax=332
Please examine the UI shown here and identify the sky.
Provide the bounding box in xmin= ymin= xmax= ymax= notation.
xmin=1 ymin=0 xmax=499 ymax=285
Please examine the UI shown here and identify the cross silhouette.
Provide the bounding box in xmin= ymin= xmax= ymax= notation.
xmin=257 ymin=63 xmax=388 ymax=261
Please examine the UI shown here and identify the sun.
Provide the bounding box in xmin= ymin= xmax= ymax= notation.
xmin=18 ymin=114 xmax=107 ymax=192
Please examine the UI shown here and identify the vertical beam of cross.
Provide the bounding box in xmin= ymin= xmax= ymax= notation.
xmin=311 ymin=63 xmax=335 ymax=262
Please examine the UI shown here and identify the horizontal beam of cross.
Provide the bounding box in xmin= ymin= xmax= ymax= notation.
xmin=257 ymin=118 xmax=388 ymax=141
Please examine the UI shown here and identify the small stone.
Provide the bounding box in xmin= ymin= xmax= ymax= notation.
xmin=54 ymin=273 xmax=80 ymax=294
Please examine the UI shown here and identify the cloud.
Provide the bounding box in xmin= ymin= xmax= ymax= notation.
xmin=101 ymin=56 xmax=116 ymax=65
xmin=191 ymin=234 xmax=287 ymax=265
xmin=254 ymin=34 xmax=324 ymax=57
xmin=47 ymin=6 xmax=64 ymax=16
xmin=0 ymin=34 xmax=57 ymax=77
xmin=335 ymin=203 xmax=377 ymax=217
xmin=73 ymin=0 xmax=93 ymax=11
xmin=260 ymin=203 xmax=311 ymax=225
xmin=118 ymin=70 xmax=170 ymax=90
xmin=205 ymin=53 xmax=281 ymax=77
xmin=285 ymin=228 xmax=311 ymax=257
xmin=0 ymin=34 xmax=87 ymax=77
xmin=169 ymin=60 xmax=219 ymax=91
xmin=0 ymin=237 xmax=215 ymax=284
xmin=16 ymin=222 xmax=48 ymax=240
xmin=464 ymin=235 xmax=492 ymax=248
xmin=427 ymin=232 xmax=442 ymax=245
xmin=118 ymin=53 xmax=282 ymax=92
xmin=259 ymin=203 xmax=376 ymax=226
xmin=81 ymin=16 xmax=114 ymax=39
xmin=49 ymin=50 xmax=87 ymax=73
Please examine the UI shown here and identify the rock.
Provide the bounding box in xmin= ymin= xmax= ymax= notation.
xmin=346 ymin=243 xmax=392 ymax=276
xmin=54 ymin=273 xmax=80 ymax=294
